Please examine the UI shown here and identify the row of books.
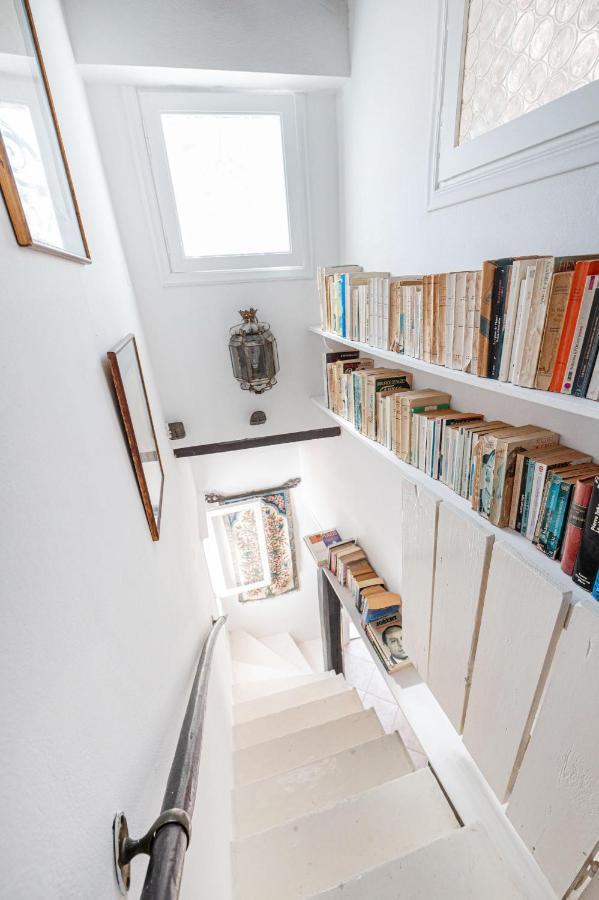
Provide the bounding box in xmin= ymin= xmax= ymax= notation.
xmin=324 ymin=350 xmax=599 ymax=593
xmin=317 ymin=257 xmax=599 ymax=400
xmin=327 ymin=539 xmax=408 ymax=673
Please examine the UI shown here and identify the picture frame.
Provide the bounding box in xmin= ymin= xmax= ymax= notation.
xmin=107 ymin=335 xmax=164 ymax=541
xmin=0 ymin=0 xmax=90 ymax=261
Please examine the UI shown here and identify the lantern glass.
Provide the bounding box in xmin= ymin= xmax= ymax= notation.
xmin=229 ymin=309 xmax=279 ymax=393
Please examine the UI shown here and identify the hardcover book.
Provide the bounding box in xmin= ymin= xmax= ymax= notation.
xmin=572 ymin=476 xmax=599 ymax=590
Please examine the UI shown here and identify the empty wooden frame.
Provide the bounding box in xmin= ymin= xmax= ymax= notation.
xmin=107 ymin=335 xmax=164 ymax=541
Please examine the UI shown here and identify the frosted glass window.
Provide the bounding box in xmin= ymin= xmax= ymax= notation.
xmin=459 ymin=0 xmax=599 ymax=144
xmin=160 ymin=113 xmax=291 ymax=258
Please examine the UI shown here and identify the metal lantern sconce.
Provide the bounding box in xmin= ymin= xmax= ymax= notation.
xmin=229 ymin=308 xmax=279 ymax=394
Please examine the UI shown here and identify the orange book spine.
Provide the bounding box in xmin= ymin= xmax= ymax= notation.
xmin=549 ymin=260 xmax=599 ymax=392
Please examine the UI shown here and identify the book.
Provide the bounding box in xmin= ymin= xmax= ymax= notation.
xmin=587 ymin=350 xmax=599 ymax=401
xmin=572 ymin=476 xmax=599 ymax=591
xmin=362 ymin=590 xmax=402 ymax=625
xmin=571 ymin=280 xmax=599 ymax=396
xmin=452 ymin=272 xmax=468 ymax=370
xmin=476 ymin=260 xmax=497 ymax=376
xmin=550 ymin=259 xmax=599 ymax=392
xmin=542 ymin=466 xmax=599 ymax=558
xmin=488 ymin=258 xmax=513 ymax=379
xmin=317 ymin=265 xmax=363 ymax=332
xmin=516 ymin=256 xmax=555 ymax=388
xmin=303 ymin=530 xmax=343 ymax=566
xmin=524 ymin=447 xmax=592 ymax=541
xmin=366 ymin=612 xmax=409 ymax=672
xmin=499 ymin=258 xmax=538 ymax=381
xmin=561 ymin=479 xmax=596 ymax=575
xmin=471 ymin=424 xmax=516 ymax=513
xmin=535 ymin=271 xmax=574 ymax=390
xmin=397 ymin=390 xmax=451 ymax=463
xmin=365 ymin=369 xmax=412 ymax=440
xmin=324 ymin=351 xmax=358 ymax=406
xmin=561 ymin=274 xmax=599 ymax=393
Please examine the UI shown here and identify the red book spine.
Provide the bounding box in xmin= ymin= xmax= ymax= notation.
xmin=561 ymin=480 xmax=594 ymax=575
xmin=550 ymin=260 xmax=599 ymax=392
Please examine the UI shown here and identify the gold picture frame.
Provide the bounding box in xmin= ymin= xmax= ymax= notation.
xmin=0 ymin=0 xmax=90 ymax=262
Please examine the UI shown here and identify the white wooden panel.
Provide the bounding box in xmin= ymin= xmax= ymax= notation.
xmin=507 ymin=602 xmax=599 ymax=898
xmin=313 ymin=822 xmax=529 ymax=899
xmin=401 ymin=479 xmax=441 ymax=679
xmin=463 ymin=543 xmax=571 ymax=802
xmin=427 ymin=502 xmax=494 ymax=733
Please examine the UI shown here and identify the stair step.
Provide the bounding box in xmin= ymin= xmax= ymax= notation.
xmin=234 ymin=690 xmax=363 ymax=751
xmin=230 ymin=630 xmax=299 ymax=675
xmin=234 ymin=673 xmax=347 ymax=725
xmin=260 ymin=633 xmax=313 ymax=674
xmin=232 ymin=767 xmax=459 ymax=900
xmin=233 ymin=672 xmax=335 ymax=704
xmin=311 ymin=822 xmax=528 ymax=899
xmin=234 ymin=732 xmax=414 ymax=840
xmin=299 ymin=638 xmax=325 ymax=673
xmin=233 ymin=661 xmax=289 ymax=685
xmin=234 ymin=708 xmax=384 ymax=787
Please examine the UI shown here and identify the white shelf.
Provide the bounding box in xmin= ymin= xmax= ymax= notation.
xmin=322 ymin=567 xmax=556 ymax=900
xmin=312 ymin=396 xmax=590 ymax=607
xmin=309 ymin=325 xmax=599 ymax=422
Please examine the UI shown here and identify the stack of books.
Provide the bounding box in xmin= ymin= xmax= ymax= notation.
xmin=303 ymin=529 xmax=343 ymax=567
xmin=317 ymin=256 xmax=599 ymax=400
xmin=323 ymin=353 xmax=599 ymax=592
xmin=327 ymin=540 xmax=408 ymax=673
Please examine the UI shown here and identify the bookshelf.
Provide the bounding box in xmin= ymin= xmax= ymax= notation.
xmin=309 ymin=326 xmax=599 ymax=422
xmin=312 ymin=396 xmax=590 ymax=607
xmin=321 ymin=565 xmax=555 ymax=900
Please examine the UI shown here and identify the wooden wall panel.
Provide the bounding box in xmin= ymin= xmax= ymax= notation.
xmin=400 ymin=479 xmax=441 ymax=679
xmin=463 ymin=543 xmax=570 ymax=802
xmin=507 ymin=602 xmax=599 ymax=898
xmin=427 ymin=503 xmax=494 ymax=733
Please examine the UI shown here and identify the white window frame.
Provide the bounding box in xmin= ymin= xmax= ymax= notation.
xmin=135 ymin=88 xmax=312 ymax=285
xmin=204 ymin=500 xmax=272 ymax=599
xmin=429 ymin=0 xmax=599 ymax=210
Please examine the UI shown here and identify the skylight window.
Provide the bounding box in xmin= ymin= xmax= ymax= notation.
xmin=137 ymin=90 xmax=310 ymax=283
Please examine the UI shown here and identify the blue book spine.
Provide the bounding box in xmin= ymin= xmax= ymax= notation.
xmin=593 ymin=569 xmax=599 ymax=600
xmin=340 ymin=274 xmax=347 ymax=338
xmin=363 ymin=605 xmax=400 ymax=625
xmin=539 ymin=476 xmax=561 ymax=549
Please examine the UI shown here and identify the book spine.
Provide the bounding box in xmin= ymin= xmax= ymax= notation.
xmin=535 ymin=271 xmax=572 ymax=390
xmin=533 ymin=477 xmax=553 ymax=545
xmin=572 ymin=286 xmax=599 ymax=396
xmin=519 ymin=459 xmax=536 ymax=535
xmin=586 ymin=351 xmax=599 ymax=400
xmin=561 ymin=274 xmax=598 ymax=393
xmin=545 ymin=482 xmax=573 ymax=559
xmin=561 ymin=480 xmax=594 ymax=575
xmin=511 ymin=264 xmax=537 ymax=385
xmin=488 ymin=261 xmax=511 ymax=379
xmin=526 ymin=462 xmax=548 ymax=540
xmin=518 ymin=258 xmax=554 ymax=388
xmin=550 ymin=262 xmax=598 ymax=392
xmin=538 ymin=476 xmax=560 ymax=550
xmin=470 ymin=272 xmax=482 ymax=375
xmin=477 ymin=261 xmax=496 ymax=377
xmin=572 ymin=477 xmax=599 ymax=590
xmin=509 ymin=453 xmax=526 ymax=529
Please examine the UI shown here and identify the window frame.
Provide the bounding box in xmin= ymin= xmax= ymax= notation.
xmin=205 ymin=500 xmax=273 ymax=599
xmin=136 ymin=88 xmax=312 ymax=285
xmin=428 ymin=0 xmax=599 ymax=210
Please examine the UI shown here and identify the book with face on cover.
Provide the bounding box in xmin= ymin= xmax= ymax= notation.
xmin=303 ymin=530 xmax=343 ymax=567
xmin=366 ymin=612 xmax=410 ymax=672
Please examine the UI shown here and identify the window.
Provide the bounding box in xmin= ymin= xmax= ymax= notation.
xmin=137 ymin=90 xmax=311 ymax=284
xmin=429 ymin=0 xmax=599 ymax=208
xmin=204 ymin=488 xmax=299 ymax=602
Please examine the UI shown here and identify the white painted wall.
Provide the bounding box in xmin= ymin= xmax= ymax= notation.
xmin=0 ymin=2 xmax=232 ymax=897
xmin=62 ymin=0 xmax=350 ymax=77
xmin=85 ymin=85 xmax=339 ymax=447
xmin=191 ymin=443 xmax=323 ymax=642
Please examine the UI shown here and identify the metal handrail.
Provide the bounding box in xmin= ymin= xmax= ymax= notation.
xmin=113 ymin=614 xmax=228 ymax=897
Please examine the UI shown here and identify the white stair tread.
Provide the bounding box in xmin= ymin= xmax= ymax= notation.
xmin=299 ymin=637 xmax=325 ymax=673
xmin=230 ymin=629 xmax=298 ymax=675
xmin=232 ymin=767 xmax=459 ymax=900
xmin=234 ymin=673 xmax=348 ymax=724
xmin=311 ymin=822 xmax=528 ymax=899
xmin=233 ymin=689 xmax=363 ymax=751
xmin=233 ymin=661 xmax=289 ymax=684
xmin=234 ymin=732 xmax=414 ymax=840
xmin=234 ymin=708 xmax=384 ymax=787
xmin=260 ymin=633 xmax=313 ymax=673
xmin=233 ymin=672 xmax=334 ymax=704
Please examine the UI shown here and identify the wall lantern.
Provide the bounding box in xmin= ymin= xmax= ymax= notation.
xmin=229 ymin=308 xmax=279 ymax=394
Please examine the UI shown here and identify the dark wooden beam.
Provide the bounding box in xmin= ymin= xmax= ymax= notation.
xmin=173 ymin=426 xmax=341 ymax=458
xmin=318 ymin=568 xmax=344 ymax=676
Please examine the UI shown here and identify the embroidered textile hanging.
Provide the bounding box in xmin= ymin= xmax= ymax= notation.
xmin=221 ymin=488 xmax=299 ymax=602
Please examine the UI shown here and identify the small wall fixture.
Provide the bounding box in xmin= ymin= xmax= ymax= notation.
xmin=229 ymin=309 xmax=279 ymax=394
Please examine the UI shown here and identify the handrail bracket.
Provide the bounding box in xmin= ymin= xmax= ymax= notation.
xmin=113 ymin=808 xmax=192 ymax=894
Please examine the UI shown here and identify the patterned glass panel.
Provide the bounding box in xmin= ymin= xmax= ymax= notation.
xmin=459 ymin=0 xmax=599 ymax=144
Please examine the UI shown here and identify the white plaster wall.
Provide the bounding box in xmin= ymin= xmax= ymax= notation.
xmin=0 ymin=2 xmax=232 ymax=897
xmin=330 ymin=0 xmax=599 ymax=457
xmin=191 ymin=443 xmax=323 ymax=641
xmin=61 ymin=0 xmax=350 ymax=77
xmin=85 ymin=85 xmax=339 ymax=447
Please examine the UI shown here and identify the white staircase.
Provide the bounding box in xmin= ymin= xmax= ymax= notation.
xmin=229 ymin=629 xmax=527 ymax=899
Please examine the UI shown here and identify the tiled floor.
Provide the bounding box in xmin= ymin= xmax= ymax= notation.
xmin=343 ymin=637 xmax=428 ymax=770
